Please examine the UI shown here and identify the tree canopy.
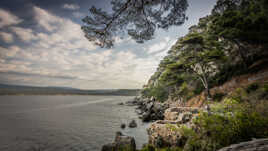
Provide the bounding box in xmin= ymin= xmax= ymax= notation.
xmin=82 ymin=0 xmax=188 ymax=48
xmin=211 ymin=0 xmax=268 ymax=45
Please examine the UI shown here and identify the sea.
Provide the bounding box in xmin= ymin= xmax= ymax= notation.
xmin=0 ymin=95 xmax=149 ymax=151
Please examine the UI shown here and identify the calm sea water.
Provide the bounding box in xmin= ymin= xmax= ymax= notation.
xmin=0 ymin=95 xmax=149 ymax=151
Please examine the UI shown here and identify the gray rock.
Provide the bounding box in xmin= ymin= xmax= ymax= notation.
xmin=217 ymin=138 xmax=268 ymax=151
xmin=128 ymin=120 xmax=137 ymax=128
xmin=146 ymin=102 xmax=154 ymax=111
xmin=118 ymin=102 xmax=124 ymax=105
xmin=141 ymin=112 xmax=151 ymax=122
xmin=121 ymin=123 xmax=126 ymax=129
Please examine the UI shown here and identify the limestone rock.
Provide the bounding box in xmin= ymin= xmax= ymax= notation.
xmin=218 ymin=138 xmax=268 ymax=151
xmin=147 ymin=121 xmax=187 ymax=148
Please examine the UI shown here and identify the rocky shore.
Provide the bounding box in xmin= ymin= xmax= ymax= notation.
xmin=102 ymin=95 xmax=268 ymax=151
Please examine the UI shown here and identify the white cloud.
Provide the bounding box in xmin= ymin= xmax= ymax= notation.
xmin=0 ymin=32 xmax=14 ymax=43
xmin=32 ymin=6 xmax=96 ymax=50
xmin=10 ymin=27 xmax=36 ymax=42
xmin=0 ymin=6 xmax=161 ymax=89
xmin=33 ymin=7 xmax=59 ymax=32
xmin=147 ymin=37 xmax=171 ymax=54
xmin=0 ymin=46 xmax=20 ymax=58
xmin=0 ymin=9 xmax=23 ymax=28
xmin=62 ymin=4 xmax=80 ymax=10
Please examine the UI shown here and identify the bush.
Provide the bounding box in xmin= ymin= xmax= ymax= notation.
xmin=246 ymin=83 xmax=259 ymax=93
xmin=141 ymin=84 xmax=169 ymax=102
xmin=140 ymin=145 xmax=182 ymax=151
xmin=212 ymin=93 xmax=225 ymax=102
xmin=184 ymin=98 xmax=268 ymax=151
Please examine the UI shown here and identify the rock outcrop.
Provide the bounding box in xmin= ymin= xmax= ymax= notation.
xmin=101 ymin=132 xmax=136 ymax=151
xmin=132 ymin=96 xmax=169 ymax=122
xmin=147 ymin=107 xmax=201 ymax=147
xmin=218 ymin=138 xmax=268 ymax=151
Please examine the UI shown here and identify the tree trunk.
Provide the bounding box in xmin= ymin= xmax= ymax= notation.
xmin=199 ymin=75 xmax=211 ymax=100
xmin=206 ymin=85 xmax=211 ymax=100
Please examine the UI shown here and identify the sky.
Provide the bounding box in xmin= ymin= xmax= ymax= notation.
xmin=0 ymin=0 xmax=217 ymax=89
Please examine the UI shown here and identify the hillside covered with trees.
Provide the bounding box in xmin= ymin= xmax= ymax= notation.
xmin=141 ymin=0 xmax=268 ymax=103
xmin=135 ymin=0 xmax=268 ymax=150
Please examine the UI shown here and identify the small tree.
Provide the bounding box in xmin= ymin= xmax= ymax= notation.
xmin=82 ymin=0 xmax=188 ymax=48
xmin=178 ymin=33 xmax=226 ymax=99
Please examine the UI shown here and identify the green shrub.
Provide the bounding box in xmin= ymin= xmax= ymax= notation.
xmin=263 ymin=84 xmax=268 ymax=93
xmin=184 ymin=98 xmax=268 ymax=151
xmin=140 ymin=145 xmax=156 ymax=151
xmin=141 ymin=84 xmax=169 ymax=102
xmin=139 ymin=145 xmax=183 ymax=151
xmin=246 ymin=83 xmax=259 ymax=93
xmin=212 ymin=93 xmax=225 ymax=102
xmin=230 ymin=88 xmax=248 ymax=102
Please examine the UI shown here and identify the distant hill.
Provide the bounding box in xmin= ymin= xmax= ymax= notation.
xmin=0 ymin=84 xmax=140 ymax=96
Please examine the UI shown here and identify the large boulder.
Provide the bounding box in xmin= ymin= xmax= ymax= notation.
xmin=217 ymin=138 xmax=268 ymax=151
xmin=139 ymin=102 xmax=168 ymax=122
xmin=101 ymin=132 xmax=136 ymax=151
xmin=147 ymin=107 xmax=201 ymax=148
xmin=147 ymin=121 xmax=187 ymax=148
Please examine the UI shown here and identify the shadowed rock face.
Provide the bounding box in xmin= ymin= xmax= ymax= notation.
xmin=218 ymin=138 xmax=268 ymax=151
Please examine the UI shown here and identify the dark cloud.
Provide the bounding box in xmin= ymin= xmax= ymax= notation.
xmin=0 ymin=0 xmax=110 ymax=21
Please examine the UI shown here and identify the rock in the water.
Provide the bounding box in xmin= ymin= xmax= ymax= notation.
xmin=121 ymin=123 xmax=126 ymax=129
xmin=101 ymin=131 xmax=136 ymax=151
xmin=141 ymin=112 xmax=151 ymax=122
xmin=128 ymin=120 xmax=137 ymax=128
xmin=118 ymin=102 xmax=124 ymax=105
xmin=217 ymin=138 xmax=268 ymax=151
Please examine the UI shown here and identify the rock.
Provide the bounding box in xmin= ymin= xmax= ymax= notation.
xmin=128 ymin=120 xmax=137 ymax=128
xmin=101 ymin=143 xmax=116 ymax=151
xmin=217 ymin=138 xmax=268 ymax=151
xmin=146 ymin=102 xmax=154 ymax=111
xmin=147 ymin=121 xmax=187 ymax=148
xmin=121 ymin=123 xmax=126 ymax=129
xmin=152 ymin=103 xmax=163 ymax=113
xmin=164 ymin=107 xmax=200 ymax=121
xmin=135 ymin=108 xmax=144 ymax=115
xmin=177 ymin=112 xmax=193 ymax=124
xmin=101 ymin=132 xmax=136 ymax=151
xmin=150 ymin=96 xmax=156 ymax=101
xmin=147 ymin=107 xmax=202 ymax=148
xmin=141 ymin=112 xmax=151 ymax=122
xmin=118 ymin=102 xmax=124 ymax=105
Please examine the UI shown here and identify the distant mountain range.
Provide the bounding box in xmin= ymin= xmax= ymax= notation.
xmin=0 ymin=84 xmax=140 ymax=96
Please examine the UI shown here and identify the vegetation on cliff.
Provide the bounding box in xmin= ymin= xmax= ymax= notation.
xmin=139 ymin=83 xmax=268 ymax=151
xmin=138 ymin=0 xmax=268 ymax=151
xmin=141 ymin=0 xmax=268 ymax=103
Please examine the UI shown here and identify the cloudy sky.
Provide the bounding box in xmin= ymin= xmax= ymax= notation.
xmin=0 ymin=0 xmax=217 ymax=89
